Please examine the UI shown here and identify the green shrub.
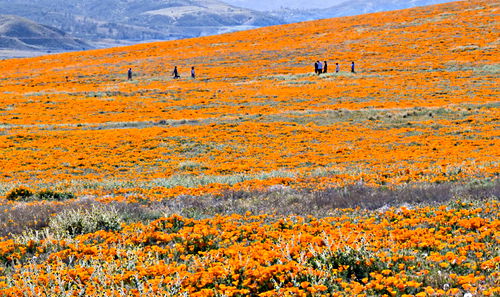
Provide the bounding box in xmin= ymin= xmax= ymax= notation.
xmin=6 ymin=187 xmax=34 ymax=201
xmin=48 ymin=205 xmax=123 ymax=236
xmin=5 ymin=188 xmax=74 ymax=202
xmin=35 ymin=190 xmax=75 ymax=201
xmin=309 ymin=247 xmax=383 ymax=282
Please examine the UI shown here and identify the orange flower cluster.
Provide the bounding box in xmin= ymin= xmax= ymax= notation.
xmin=0 ymin=0 xmax=498 ymax=200
xmin=0 ymin=200 xmax=498 ymax=296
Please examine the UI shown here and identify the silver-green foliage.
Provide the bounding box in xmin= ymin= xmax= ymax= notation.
xmin=48 ymin=205 xmax=123 ymax=236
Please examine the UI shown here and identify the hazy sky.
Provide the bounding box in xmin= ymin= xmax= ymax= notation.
xmin=222 ymin=0 xmax=346 ymax=10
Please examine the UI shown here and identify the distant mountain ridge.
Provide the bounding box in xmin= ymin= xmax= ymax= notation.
xmin=0 ymin=0 xmax=283 ymax=43
xmin=223 ymin=0 xmax=343 ymax=10
xmin=270 ymin=0 xmax=453 ymax=23
xmin=0 ymin=15 xmax=90 ymax=51
xmin=322 ymin=0 xmax=454 ymax=18
xmin=0 ymin=0 xmax=455 ymax=58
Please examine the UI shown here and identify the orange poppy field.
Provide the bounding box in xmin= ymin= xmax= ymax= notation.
xmin=0 ymin=0 xmax=498 ymax=295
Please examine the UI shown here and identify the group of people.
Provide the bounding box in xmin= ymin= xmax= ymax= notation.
xmin=314 ymin=61 xmax=356 ymax=74
xmin=127 ymin=61 xmax=356 ymax=81
xmin=314 ymin=61 xmax=328 ymax=74
xmin=172 ymin=66 xmax=196 ymax=79
xmin=127 ymin=66 xmax=196 ymax=80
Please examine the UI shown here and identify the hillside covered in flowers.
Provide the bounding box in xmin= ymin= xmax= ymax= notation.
xmin=0 ymin=0 xmax=498 ymax=295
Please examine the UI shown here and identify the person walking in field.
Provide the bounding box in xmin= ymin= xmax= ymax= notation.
xmin=191 ymin=66 xmax=196 ymax=79
xmin=323 ymin=61 xmax=328 ymax=73
xmin=317 ymin=60 xmax=323 ymax=75
xmin=172 ymin=66 xmax=180 ymax=79
xmin=351 ymin=61 xmax=356 ymax=73
xmin=127 ymin=68 xmax=132 ymax=80
xmin=314 ymin=61 xmax=319 ymax=74
xmin=336 ymin=63 xmax=340 ymax=73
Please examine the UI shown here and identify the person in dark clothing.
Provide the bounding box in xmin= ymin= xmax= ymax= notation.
xmin=172 ymin=66 xmax=180 ymax=79
xmin=191 ymin=66 xmax=195 ymax=79
xmin=335 ymin=63 xmax=340 ymax=73
xmin=314 ymin=61 xmax=319 ymax=74
xmin=351 ymin=61 xmax=355 ymax=73
xmin=323 ymin=61 xmax=328 ymax=73
xmin=127 ymin=68 xmax=132 ymax=80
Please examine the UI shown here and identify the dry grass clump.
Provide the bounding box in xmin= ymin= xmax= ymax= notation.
xmin=160 ymin=179 xmax=499 ymax=218
xmin=48 ymin=205 xmax=123 ymax=236
xmin=0 ymin=198 xmax=161 ymax=237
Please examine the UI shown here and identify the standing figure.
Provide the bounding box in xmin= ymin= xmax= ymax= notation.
xmin=127 ymin=68 xmax=132 ymax=80
xmin=323 ymin=61 xmax=328 ymax=73
xmin=314 ymin=61 xmax=319 ymax=74
xmin=191 ymin=66 xmax=196 ymax=79
xmin=172 ymin=66 xmax=180 ymax=79
xmin=335 ymin=63 xmax=340 ymax=73
xmin=317 ymin=61 xmax=323 ymax=75
xmin=351 ymin=61 xmax=355 ymax=73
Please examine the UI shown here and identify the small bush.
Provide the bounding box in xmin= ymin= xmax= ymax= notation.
xmin=330 ymin=248 xmax=381 ymax=281
xmin=48 ymin=205 xmax=123 ymax=236
xmin=35 ymin=190 xmax=75 ymax=201
xmin=308 ymin=246 xmax=384 ymax=283
xmin=178 ymin=161 xmax=204 ymax=171
xmin=5 ymin=188 xmax=74 ymax=202
xmin=6 ymin=188 xmax=34 ymax=201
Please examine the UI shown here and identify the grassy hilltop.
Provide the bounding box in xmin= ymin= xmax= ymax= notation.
xmin=0 ymin=0 xmax=498 ymax=296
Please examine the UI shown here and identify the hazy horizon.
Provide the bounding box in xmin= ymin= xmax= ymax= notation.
xmin=223 ymin=0 xmax=347 ymax=10
xmin=223 ymin=0 xmax=456 ymax=11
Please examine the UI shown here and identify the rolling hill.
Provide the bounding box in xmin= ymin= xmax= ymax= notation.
xmin=319 ymin=0 xmax=455 ymax=19
xmin=0 ymin=15 xmax=89 ymax=51
xmin=271 ymin=0 xmax=454 ymax=23
xmin=0 ymin=0 xmax=283 ymax=43
xmin=0 ymin=0 xmax=497 ymax=194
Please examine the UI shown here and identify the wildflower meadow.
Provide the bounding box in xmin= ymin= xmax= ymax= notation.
xmin=0 ymin=0 xmax=498 ymax=296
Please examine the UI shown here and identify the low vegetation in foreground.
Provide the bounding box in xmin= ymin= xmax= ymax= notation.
xmin=0 ymin=199 xmax=498 ymax=296
xmin=0 ymin=181 xmax=499 ymax=296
